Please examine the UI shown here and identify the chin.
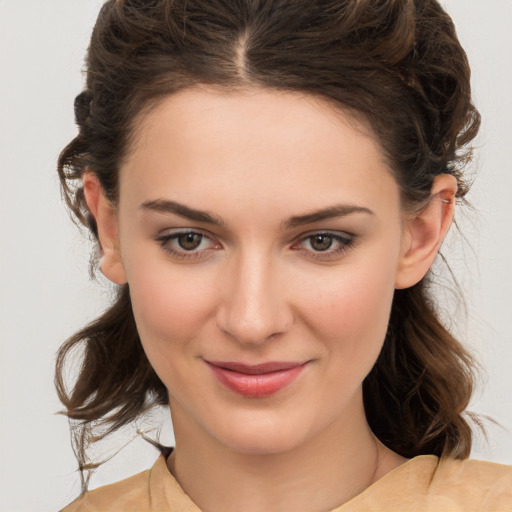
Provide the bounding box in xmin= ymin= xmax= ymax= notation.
xmin=222 ymin=431 xmax=303 ymax=456
xmin=208 ymin=410 xmax=315 ymax=456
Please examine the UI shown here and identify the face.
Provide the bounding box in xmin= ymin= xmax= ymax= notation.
xmin=113 ymin=88 xmax=408 ymax=454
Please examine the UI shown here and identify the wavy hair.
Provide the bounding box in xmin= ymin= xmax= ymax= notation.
xmin=56 ymin=0 xmax=481 ymax=488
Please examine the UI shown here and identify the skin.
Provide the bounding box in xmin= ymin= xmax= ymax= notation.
xmin=84 ymin=87 xmax=456 ymax=512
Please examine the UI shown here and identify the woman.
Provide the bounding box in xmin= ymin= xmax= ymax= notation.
xmin=57 ymin=0 xmax=512 ymax=510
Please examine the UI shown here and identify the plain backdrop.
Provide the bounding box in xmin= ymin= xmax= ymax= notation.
xmin=1 ymin=1 xmax=511 ymax=510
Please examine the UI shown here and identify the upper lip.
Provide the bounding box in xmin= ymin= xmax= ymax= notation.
xmin=205 ymin=360 xmax=307 ymax=374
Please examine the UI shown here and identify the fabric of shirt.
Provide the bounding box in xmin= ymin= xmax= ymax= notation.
xmin=62 ymin=453 xmax=512 ymax=512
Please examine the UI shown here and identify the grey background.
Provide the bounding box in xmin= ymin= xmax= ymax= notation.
xmin=1 ymin=1 xmax=511 ymax=510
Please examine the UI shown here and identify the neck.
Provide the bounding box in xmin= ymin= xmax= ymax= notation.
xmin=168 ymin=396 xmax=406 ymax=512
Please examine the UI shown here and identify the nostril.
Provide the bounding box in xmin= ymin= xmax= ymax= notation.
xmin=216 ymin=323 xmax=279 ymax=346
xmin=215 ymin=310 xmax=289 ymax=346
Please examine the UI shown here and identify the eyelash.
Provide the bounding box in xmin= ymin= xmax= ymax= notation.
xmin=154 ymin=230 xmax=356 ymax=261
xmin=291 ymin=231 xmax=355 ymax=261
xmin=155 ymin=230 xmax=220 ymax=261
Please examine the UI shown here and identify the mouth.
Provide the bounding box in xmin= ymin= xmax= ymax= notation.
xmin=205 ymin=360 xmax=309 ymax=398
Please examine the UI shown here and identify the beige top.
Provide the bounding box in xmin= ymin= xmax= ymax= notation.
xmin=62 ymin=454 xmax=512 ymax=512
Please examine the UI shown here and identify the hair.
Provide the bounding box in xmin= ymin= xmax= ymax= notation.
xmin=56 ymin=0 xmax=481 ymax=488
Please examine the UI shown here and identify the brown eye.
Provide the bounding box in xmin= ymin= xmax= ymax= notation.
xmin=309 ymin=234 xmax=333 ymax=251
xmin=156 ymin=230 xmax=220 ymax=260
xmin=292 ymin=231 xmax=355 ymax=261
xmin=177 ymin=233 xmax=203 ymax=250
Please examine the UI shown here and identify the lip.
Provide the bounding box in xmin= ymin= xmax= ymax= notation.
xmin=205 ymin=360 xmax=308 ymax=398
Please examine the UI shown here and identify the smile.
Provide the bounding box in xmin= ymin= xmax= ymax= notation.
xmin=205 ymin=360 xmax=308 ymax=398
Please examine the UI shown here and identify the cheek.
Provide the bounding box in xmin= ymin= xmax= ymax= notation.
xmin=300 ymin=251 xmax=398 ymax=369
xmin=336 ymin=272 xmax=394 ymax=333
xmin=125 ymin=257 xmax=216 ymax=354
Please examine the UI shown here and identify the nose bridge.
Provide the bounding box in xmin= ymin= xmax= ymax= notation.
xmin=217 ymin=246 xmax=291 ymax=345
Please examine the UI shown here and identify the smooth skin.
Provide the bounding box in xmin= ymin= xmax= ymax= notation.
xmin=84 ymin=87 xmax=456 ymax=512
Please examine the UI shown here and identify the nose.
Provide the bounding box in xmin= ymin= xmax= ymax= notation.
xmin=216 ymin=250 xmax=293 ymax=346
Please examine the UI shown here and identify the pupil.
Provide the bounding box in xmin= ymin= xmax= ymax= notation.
xmin=311 ymin=235 xmax=332 ymax=251
xmin=178 ymin=233 xmax=202 ymax=250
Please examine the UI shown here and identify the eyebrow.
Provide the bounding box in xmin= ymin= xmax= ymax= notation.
xmin=141 ymin=199 xmax=226 ymax=226
xmin=140 ymin=199 xmax=373 ymax=229
xmin=284 ymin=205 xmax=374 ymax=228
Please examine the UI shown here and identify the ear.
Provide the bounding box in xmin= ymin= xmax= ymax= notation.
xmin=83 ymin=173 xmax=127 ymax=285
xmin=395 ymin=174 xmax=457 ymax=290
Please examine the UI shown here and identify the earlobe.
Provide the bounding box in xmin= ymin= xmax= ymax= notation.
xmin=395 ymin=174 xmax=457 ymax=290
xmin=83 ymin=173 xmax=127 ymax=285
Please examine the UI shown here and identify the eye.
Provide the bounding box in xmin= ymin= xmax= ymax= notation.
xmin=155 ymin=230 xmax=221 ymax=260
xmin=308 ymin=234 xmax=335 ymax=251
xmin=176 ymin=232 xmax=204 ymax=251
xmin=292 ymin=231 xmax=355 ymax=260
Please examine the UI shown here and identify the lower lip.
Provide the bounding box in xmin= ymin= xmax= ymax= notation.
xmin=206 ymin=363 xmax=307 ymax=398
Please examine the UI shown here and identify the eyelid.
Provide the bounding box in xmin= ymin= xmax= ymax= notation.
xmin=291 ymin=229 xmax=354 ymax=245
xmin=154 ymin=228 xmax=222 ymax=260
xmin=156 ymin=227 xmax=214 ymax=238
xmin=290 ymin=230 xmax=356 ymax=260
xmin=154 ymin=227 xmax=357 ymax=262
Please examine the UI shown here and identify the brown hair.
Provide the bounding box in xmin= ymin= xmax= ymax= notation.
xmin=56 ymin=0 xmax=481 ymax=486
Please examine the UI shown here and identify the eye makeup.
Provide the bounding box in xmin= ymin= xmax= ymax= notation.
xmin=290 ymin=231 xmax=356 ymax=262
xmin=154 ymin=228 xmax=357 ymax=263
xmin=154 ymin=229 xmax=222 ymax=261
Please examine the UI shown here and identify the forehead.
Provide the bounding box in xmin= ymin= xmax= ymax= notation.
xmin=119 ymin=87 xmax=400 ymax=220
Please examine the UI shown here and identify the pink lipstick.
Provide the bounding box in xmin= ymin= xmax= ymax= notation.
xmin=205 ymin=361 xmax=307 ymax=398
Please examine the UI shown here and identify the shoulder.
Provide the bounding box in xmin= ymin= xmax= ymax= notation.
xmin=340 ymin=455 xmax=512 ymax=512
xmin=429 ymin=457 xmax=512 ymax=510
xmin=61 ymin=454 xmax=199 ymax=512
xmin=61 ymin=468 xmax=152 ymax=512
